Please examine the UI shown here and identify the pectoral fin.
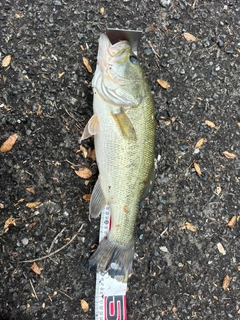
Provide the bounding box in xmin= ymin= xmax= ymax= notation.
xmin=80 ymin=114 xmax=100 ymax=141
xmin=90 ymin=178 xmax=107 ymax=218
xmin=111 ymin=109 xmax=136 ymax=141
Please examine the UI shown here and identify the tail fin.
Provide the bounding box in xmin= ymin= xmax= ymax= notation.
xmin=89 ymin=236 xmax=134 ymax=279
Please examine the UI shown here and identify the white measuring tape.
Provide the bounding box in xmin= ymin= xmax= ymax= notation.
xmin=95 ymin=205 xmax=128 ymax=320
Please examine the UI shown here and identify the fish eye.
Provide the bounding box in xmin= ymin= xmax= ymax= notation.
xmin=129 ymin=55 xmax=138 ymax=64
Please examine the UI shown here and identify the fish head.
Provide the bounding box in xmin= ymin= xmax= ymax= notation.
xmin=93 ymin=34 xmax=148 ymax=107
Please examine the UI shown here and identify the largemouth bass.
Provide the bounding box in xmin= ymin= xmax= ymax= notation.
xmin=81 ymin=34 xmax=155 ymax=277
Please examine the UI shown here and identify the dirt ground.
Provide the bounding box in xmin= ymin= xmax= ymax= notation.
xmin=0 ymin=0 xmax=239 ymax=319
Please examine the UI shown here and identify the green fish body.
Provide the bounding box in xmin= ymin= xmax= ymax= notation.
xmin=81 ymin=34 xmax=155 ymax=277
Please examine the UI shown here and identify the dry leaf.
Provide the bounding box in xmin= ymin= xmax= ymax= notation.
xmin=0 ymin=133 xmax=18 ymax=152
xmin=226 ymin=216 xmax=237 ymax=229
xmin=78 ymin=145 xmax=88 ymax=158
xmin=26 ymin=202 xmax=42 ymax=208
xmin=222 ymin=151 xmax=236 ymax=159
xmin=26 ymin=187 xmax=35 ymax=194
xmin=4 ymin=217 xmax=16 ymax=232
xmin=222 ymin=274 xmax=231 ymax=291
xmin=172 ymin=306 xmax=177 ymax=313
xmin=237 ymin=122 xmax=240 ymax=128
xmin=217 ymin=242 xmax=226 ymax=255
xmin=88 ymin=148 xmax=96 ymax=161
xmin=28 ymin=222 xmax=37 ymax=229
xmin=75 ymin=167 xmax=92 ymax=179
xmin=100 ymin=7 xmax=105 ymax=14
xmin=205 ymin=120 xmax=216 ymax=128
xmin=195 ymin=138 xmax=206 ymax=149
xmin=82 ymin=194 xmax=91 ymax=201
xmin=164 ymin=121 xmax=171 ymax=126
xmin=83 ymin=57 xmax=92 ymax=73
xmin=182 ymin=222 xmax=196 ymax=232
xmin=157 ymin=79 xmax=170 ymax=89
xmin=214 ymin=185 xmax=222 ymax=195
xmin=37 ymin=104 xmax=42 ymax=116
xmin=2 ymin=55 xmax=11 ymax=67
xmin=81 ymin=299 xmax=89 ymax=312
xmin=183 ymin=32 xmax=196 ymax=42
xmin=193 ymin=162 xmax=202 ymax=175
xmin=31 ymin=262 xmax=41 ymax=275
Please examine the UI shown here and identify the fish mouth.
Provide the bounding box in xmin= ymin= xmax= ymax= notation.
xmin=97 ymin=34 xmax=112 ymax=72
xmin=97 ymin=34 xmax=130 ymax=71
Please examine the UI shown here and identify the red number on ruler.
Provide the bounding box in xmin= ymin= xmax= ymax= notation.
xmin=104 ymin=295 xmax=127 ymax=320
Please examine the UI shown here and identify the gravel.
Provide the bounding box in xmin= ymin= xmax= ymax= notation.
xmin=0 ymin=0 xmax=239 ymax=319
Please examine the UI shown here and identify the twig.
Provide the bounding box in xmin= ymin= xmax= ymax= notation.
xmin=48 ymin=227 xmax=66 ymax=253
xmin=64 ymin=159 xmax=80 ymax=167
xmin=30 ymin=279 xmax=39 ymax=300
xmin=58 ymin=289 xmax=74 ymax=300
xmin=64 ymin=107 xmax=82 ymax=129
xmin=20 ymin=224 xmax=84 ymax=263
xmin=160 ymin=227 xmax=168 ymax=237
xmin=192 ymin=0 xmax=197 ymax=9
xmin=147 ymin=40 xmax=161 ymax=68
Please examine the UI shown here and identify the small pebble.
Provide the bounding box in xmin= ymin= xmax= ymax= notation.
xmin=21 ymin=238 xmax=29 ymax=246
xmin=144 ymin=48 xmax=152 ymax=56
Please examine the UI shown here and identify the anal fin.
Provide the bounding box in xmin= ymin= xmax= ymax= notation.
xmin=90 ymin=178 xmax=107 ymax=218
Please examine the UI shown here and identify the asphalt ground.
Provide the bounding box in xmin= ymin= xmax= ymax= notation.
xmin=0 ymin=0 xmax=239 ymax=319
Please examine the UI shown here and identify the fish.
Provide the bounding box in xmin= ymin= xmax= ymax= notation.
xmin=80 ymin=34 xmax=155 ymax=277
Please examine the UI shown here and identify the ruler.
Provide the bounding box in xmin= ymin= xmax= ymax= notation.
xmin=94 ymin=205 xmax=128 ymax=320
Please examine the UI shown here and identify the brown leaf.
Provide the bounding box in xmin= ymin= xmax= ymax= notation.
xmin=222 ymin=274 xmax=231 ymax=291
xmin=215 ymin=186 xmax=222 ymax=196
xmin=194 ymin=138 xmax=206 ymax=149
xmin=75 ymin=167 xmax=92 ymax=179
xmin=0 ymin=133 xmax=18 ymax=152
xmin=157 ymin=79 xmax=170 ymax=89
xmin=2 ymin=55 xmax=11 ymax=67
xmin=37 ymin=104 xmax=42 ymax=116
xmin=226 ymin=216 xmax=237 ymax=229
xmin=82 ymin=194 xmax=91 ymax=201
xmin=205 ymin=120 xmax=216 ymax=128
xmin=4 ymin=217 xmax=16 ymax=233
xmin=83 ymin=57 xmax=92 ymax=73
xmin=31 ymin=262 xmax=41 ymax=275
xmin=222 ymin=151 xmax=236 ymax=159
xmin=80 ymin=299 xmax=89 ymax=312
xmin=165 ymin=121 xmax=171 ymax=126
xmin=183 ymin=32 xmax=196 ymax=42
xmin=26 ymin=202 xmax=42 ymax=208
xmin=172 ymin=306 xmax=177 ymax=313
xmin=217 ymin=242 xmax=226 ymax=255
xmin=26 ymin=187 xmax=35 ymax=194
xmin=182 ymin=222 xmax=196 ymax=232
xmin=88 ymin=148 xmax=96 ymax=161
xmin=78 ymin=145 xmax=88 ymax=158
xmin=193 ymin=162 xmax=202 ymax=175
